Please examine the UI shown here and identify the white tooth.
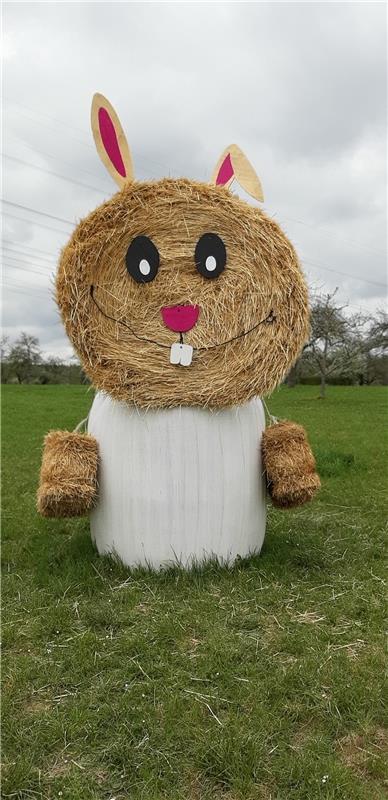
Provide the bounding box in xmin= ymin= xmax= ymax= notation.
xmin=170 ymin=343 xmax=181 ymax=365
xmin=179 ymin=344 xmax=193 ymax=366
xmin=169 ymin=343 xmax=193 ymax=367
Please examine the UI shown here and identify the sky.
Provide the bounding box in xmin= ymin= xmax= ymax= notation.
xmin=2 ymin=1 xmax=387 ymax=360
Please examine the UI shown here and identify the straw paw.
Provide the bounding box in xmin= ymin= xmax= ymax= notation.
xmin=37 ymin=431 xmax=99 ymax=518
xmin=262 ymin=421 xmax=320 ymax=509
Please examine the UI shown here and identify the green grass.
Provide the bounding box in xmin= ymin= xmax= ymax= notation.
xmin=2 ymin=385 xmax=387 ymax=800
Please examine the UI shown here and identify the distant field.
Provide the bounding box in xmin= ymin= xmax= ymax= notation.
xmin=2 ymin=384 xmax=387 ymax=800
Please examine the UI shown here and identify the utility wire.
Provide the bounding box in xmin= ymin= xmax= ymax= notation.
xmin=5 ymin=291 xmax=41 ymax=299
xmin=3 ymin=97 xmax=92 ymax=138
xmin=2 ymin=200 xmax=73 ymax=226
xmin=282 ymin=214 xmax=386 ymax=258
xmin=3 ymin=154 xmax=108 ymax=195
xmin=5 ymin=100 xmax=173 ymax=172
xmin=3 ymin=281 xmax=51 ymax=297
xmin=303 ymin=258 xmax=386 ymax=288
xmin=2 ymin=255 xmax=54 ymax=273
xmin=305 ymin=277 xmax=381 ymax=313
xmin=11 ymin=134 xmax=112 ymax=185
xmin=2 ymin=245 xmax=56 ymax=264
xmin=5 ymin=103 xmax=94 ymax=150
xmin=4 ymin=251 xmax=56 ymax=271
xmin=4 ymin=276 xmax=51 ymax=290
xmin=3 ymin=261 xmax=52 ymax=278
xmin=3 ymin=213 xmax=73 ymax=236
xmin=2 ymin=239 xmax=60 ymax=259
xmin=3 ymin=254 xmax=54 ymax=273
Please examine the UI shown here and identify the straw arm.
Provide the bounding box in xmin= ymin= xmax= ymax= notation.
xmin=37 ymin=430 xmax=99 ymax=518
xmin=261 ymin=420 xmax=320 ymax=509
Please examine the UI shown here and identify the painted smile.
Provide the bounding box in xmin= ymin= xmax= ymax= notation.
xmin=90 ymin=285 xmax=276 ymax=353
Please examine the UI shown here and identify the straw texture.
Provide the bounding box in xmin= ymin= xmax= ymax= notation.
xmin=37 ymin=431 xmax=99 ymax=518
xmin=262 ymin=420 xmax=320 ymax=509
xmin=56 ymin=179 xmax=309 ymax=409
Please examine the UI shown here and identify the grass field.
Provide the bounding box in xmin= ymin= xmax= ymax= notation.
xmin=2 ymin=384 xmax=387 ymax=800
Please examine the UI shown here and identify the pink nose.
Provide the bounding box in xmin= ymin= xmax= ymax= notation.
xmin=161 ymin=304 xmax=200 ymax=333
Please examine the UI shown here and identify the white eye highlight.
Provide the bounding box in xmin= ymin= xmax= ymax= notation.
xmin=205 ymin=255 xmax=217 ymax=272
xmin=139 ymin=259 xmax=151 ymax=276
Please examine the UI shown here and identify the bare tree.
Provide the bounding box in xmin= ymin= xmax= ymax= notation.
xmin=362 ymin=309 xmax=388 ymax=385
xmin=366 ymin=309 xmax=388 ymax=353
xmin=1 ymin=336 xmax=11 ymax=383
xmin=1 ymin=335 xmax=10 ymax=357
xmin=8 ymin=332 xmax=41 ymax=384
xmin=303 ymin=290 xmax=366 ymax=398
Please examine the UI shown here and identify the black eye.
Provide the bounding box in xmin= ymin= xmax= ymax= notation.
xmin=194 ymin=233 xmax=226 ymax=279
xmin=125 ymin=236 xmax=159 ymax=283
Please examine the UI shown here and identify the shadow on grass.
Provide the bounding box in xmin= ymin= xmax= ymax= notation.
xmin=315 ymin=448 xmax=358 ymax=478
xmin=31 ymin=501 xmax=332 ymax=600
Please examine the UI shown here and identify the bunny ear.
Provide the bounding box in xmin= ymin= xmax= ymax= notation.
xmin=211 ymin=144 xmax=264 ymax=202
xmin=91 ymin=93 xmax=134 ymax=189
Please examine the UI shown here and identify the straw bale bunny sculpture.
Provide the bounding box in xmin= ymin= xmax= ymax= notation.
xmin=37 ymin=93 xmax=320 ymax=568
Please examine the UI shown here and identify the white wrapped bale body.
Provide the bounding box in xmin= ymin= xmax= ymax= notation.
xmin=88 ymin=392 xmax=266 ymax=569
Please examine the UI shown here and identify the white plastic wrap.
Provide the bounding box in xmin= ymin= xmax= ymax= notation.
xmin=88 ymin=392 xmax=266 ymax=569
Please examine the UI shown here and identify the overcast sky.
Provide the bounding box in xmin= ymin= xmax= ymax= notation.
xmin=3 ymin=1 xmax=387 ymax=360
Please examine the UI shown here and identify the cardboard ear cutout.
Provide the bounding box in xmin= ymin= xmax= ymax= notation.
xmin=91 ymin=93 xmax=134 ymax=188
xmin=211 ymin=144 xmax=264 ymax=203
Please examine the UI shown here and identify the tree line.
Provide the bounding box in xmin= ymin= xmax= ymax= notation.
xmin=2 ymin=293 xmax=387 ymax=397
xmin=1 ymin=333 xmax=88 ymax=386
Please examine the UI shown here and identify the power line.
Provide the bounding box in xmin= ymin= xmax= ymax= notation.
xmin=5 ymin=100 xmax=174 ymax=173
xmin=3 ymin=261 xmax=53 ymax=278
xmin=305 ymin=277 xmax=380 ymax=312
xmin=3 ymin=154 xmax=108 ymax=195
xmin=2 ymin=239 xmax=60 ymax=259
xmin=303 ymin=258 xmax=386 ymax=288
xmin=3 ymin=213 xmax=73 ymax=236
xmin=3 ymin=251 xmax=55 ymax=268
xmin=3 ymin=97 xmax=93 ymax=138
xmin=2 ymin=245 xmax=56 ymax=264
xmin=2 ymin=200 xmax=73 ymax=226
xmin=282 ymin=214 xmax=386 ymax=258
xmin=3 ymin=290 xmax=43 ymax=297
xmin=3 ymin=254 xmax=55 ymax=273
xmin=5 ymin=103 xmax=94 ymax=151
xmin=2 ymin=274 xmax=50 ymax=287
xmin=3 ymin=288 xmax=51 ymax=300
xmin=3 ymin=255 xmax=54 ymax=273
xmin=12 ymin=134 xmax=112 ymax=186
xmin=2 ymin=281 xmax=51 ymax=297
xmin=2 ymin=256 xmax=55 ymax=277
xmin=3 ymin=252 xmax=56 ymax=269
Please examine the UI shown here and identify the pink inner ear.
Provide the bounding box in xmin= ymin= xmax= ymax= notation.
xmin=98 ymin=107 xmax=127 ymax=178
xmin=216 ymin=153 xmax=234 ymax=185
